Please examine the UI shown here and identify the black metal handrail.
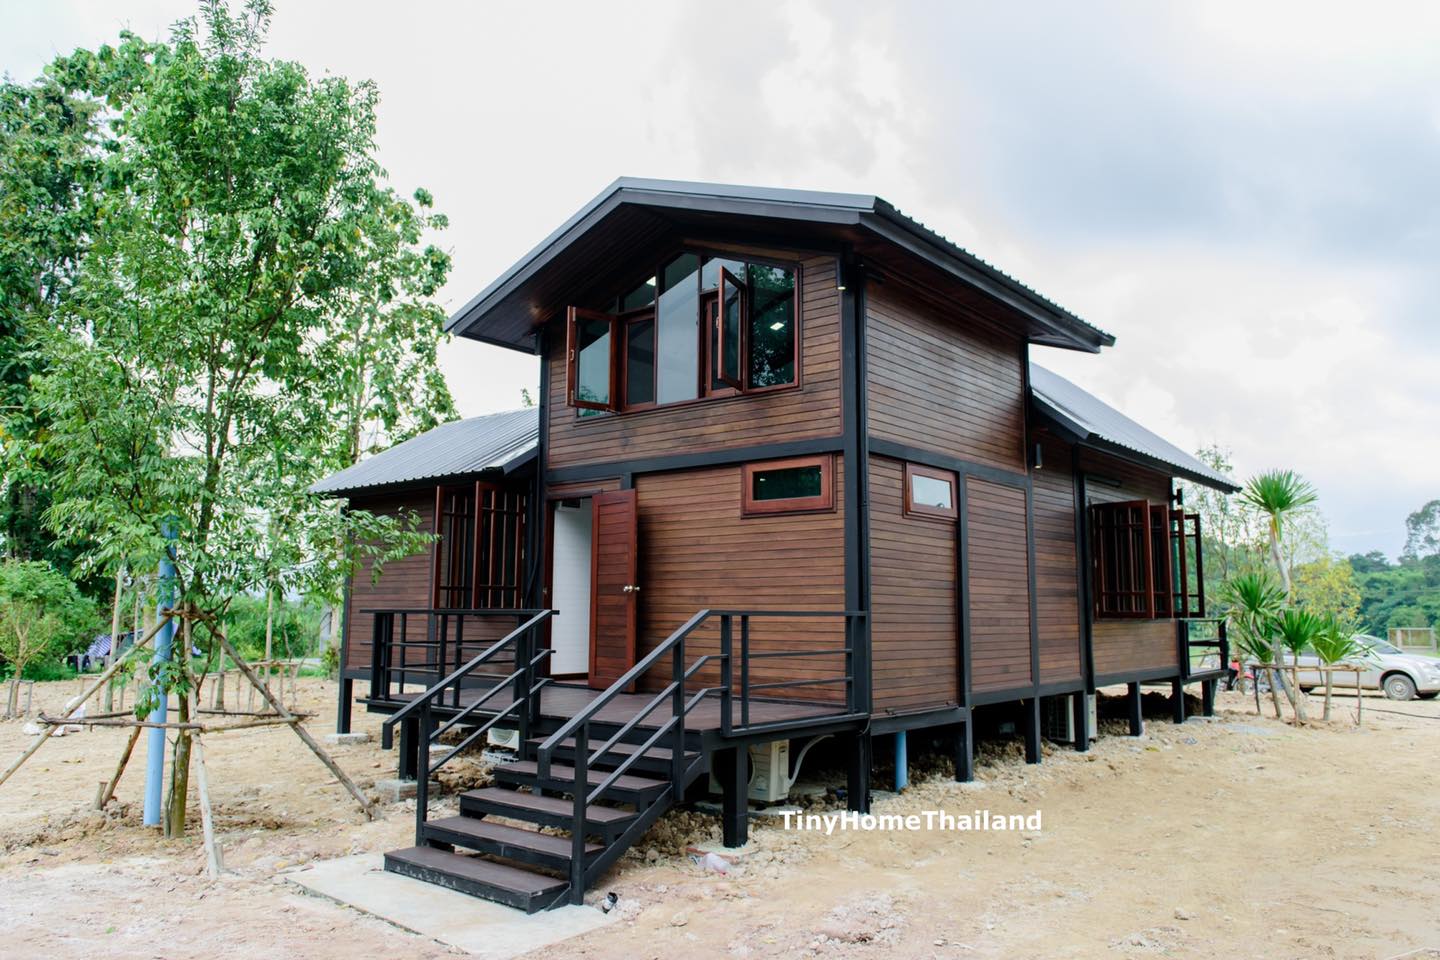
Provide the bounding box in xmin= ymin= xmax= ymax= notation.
xmin=536 ymin=607 xmax=865 ymax=904
xmin=1178 ymin=616 xmax=1229 ymax=681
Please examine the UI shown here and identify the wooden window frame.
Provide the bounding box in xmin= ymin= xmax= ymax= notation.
xmin=566 ymin=251 xmax=802 ymax=417
xmin=716 ymin=266 xmax=747 ymax=390
xmin=741 ymin=455 xmax=835 ymax=517
xmin=903 ymin=462 xmax=958 ymax=521
xmin=1089 ymin=499 xmax=1207 ymax=620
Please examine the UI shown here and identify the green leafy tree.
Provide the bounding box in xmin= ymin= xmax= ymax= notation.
xmin=1293 ymin=554 xmax=1362 ymax=624
xmin=25 ymin=0 xmax=443 ymax=836
xmin=1241 ymin=470 xmax=1319 ymax=722
xmin=0 ymin=560 xmax=97 ymax=716
xmin=1402 ymin=499 xmax=1440 ymax=562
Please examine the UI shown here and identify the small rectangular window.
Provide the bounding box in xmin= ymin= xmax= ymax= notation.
xmin=566 ymin=306 xmax=618 ymax=411
xmin=904 ymin=463 xmax=957 ymax=520
xmin=742 ymin=455 xmax=835 ymax=516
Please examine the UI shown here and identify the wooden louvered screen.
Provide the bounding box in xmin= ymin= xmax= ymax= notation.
xmin=432 ymin=482 xmax=528 ymax=610
xmin=1090 ymin=500 xmax=1205 ymax=620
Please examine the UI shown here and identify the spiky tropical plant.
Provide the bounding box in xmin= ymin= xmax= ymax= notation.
xmin=1240 ymin=470 xmax=1319 ymax=722
xmin=1220 ymin=571 xmax=1285 ymax=717
xmin=1311 ymin=616 xmax=1366 ymax=721
xmin=1274 ymin=607 xmax=1325 ymax=716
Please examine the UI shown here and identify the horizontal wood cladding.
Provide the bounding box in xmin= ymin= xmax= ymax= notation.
xmin=866 ymin=280 xmax=1026 ymax=473
xmin=344 ymin=492 xmax=434 ymax=673
xmin=1093 ymin=619 xmax=1177 ymax=676
xmin=545 ymin=255 xmax=842 ymax=471
xmin=547 ymin=478 xmax=620 ymax=500
xmin=965 ymin=477 xmax=1034 ymax=693
xmin=1032 ymin=436 xmax=1082 ymax=684
xmin=1079 ymin=448 xmax=1171 ymax=506
xmin=869 ymin=456 xmax=959 ymax=712
xmin=633 ymin=460 xmax=847 ymax=701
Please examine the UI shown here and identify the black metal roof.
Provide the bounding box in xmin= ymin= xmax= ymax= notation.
xmin=448 ymin=177 xmax=1115 ymax=354
xmin=310 ymin=408 xmax=538 ymax=498
xmin=1029 ymin=363 xmax=1239 ymax=492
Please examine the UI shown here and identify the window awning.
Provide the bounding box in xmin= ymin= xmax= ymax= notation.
xmin=1029 ymin=363 xmax=1239 ymax=493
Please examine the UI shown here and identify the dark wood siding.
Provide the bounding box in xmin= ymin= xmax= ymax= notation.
xmin=1033 ymin=435 xmax=1082 ymax=684
xmin=343 ymin=491 xmax=434 ymax=674
xmin=866 ymin=281 xmax=1026 ymax=473
xmin=966 ymin=478 xmax=1033 ymax=693
xmin=1080 ymin=448 xmax=1178 ymax=678
xmin=545 ymin=254 xmax=842 ymax=471
xmin=869 ymin=456 xmax=959 ymax=712
xmin=632 ymin=459 xmax=847 ymax=701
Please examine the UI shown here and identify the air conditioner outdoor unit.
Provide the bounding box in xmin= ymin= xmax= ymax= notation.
xmin=1041 ymin=694 xmax=1096 ymax=745
xmin=707 ymin=740 xmax=794 ymax=803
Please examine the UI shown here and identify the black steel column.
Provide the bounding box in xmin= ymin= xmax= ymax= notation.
xmin=397 ymin=715 xmax=419 ymax=781
xmin=1202 ymin=678 xmax=1216 ymax=717
xmin=1023 ymin=697 xmax=1042 ymax=764
xmin=1171 ymin=679 xmax=1187 ymax=724
xmin=953 ymin=721 xmax=974 ymax=782
xmin=336 ymin=677 xmax=353 ymax=734
xmin=846 ymin=731 xmax=872 ymax=813
xmin=716 ymin=746 xmax=748 ymax=847
xmin=1071 ymin=691 xmax=1089 ymax=752
xmin=1127 ymin=682 xmax=1144 ymax=736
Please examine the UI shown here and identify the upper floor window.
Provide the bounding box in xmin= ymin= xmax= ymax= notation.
xmin=904 ymin=463 xmax=957 ymax=520
xmin=1089 ymin=500 xmax=1203 ymax=620
xmin=566 ymin=253 xmax=799 ymax=414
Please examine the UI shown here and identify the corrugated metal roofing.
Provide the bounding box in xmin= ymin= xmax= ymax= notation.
xmin=310 ymin=408 xmax=538 ymax=496
xmin=1029 ymin=363 xmax=1238 ymax=492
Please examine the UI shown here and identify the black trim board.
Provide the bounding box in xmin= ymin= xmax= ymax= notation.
xmin=868 ymin=438 xmax=1031 ymax=489
xmin=869 ymin=705 xmax=969 ymax=735
xmin=544 ymin=436 xmax=846 ymax=486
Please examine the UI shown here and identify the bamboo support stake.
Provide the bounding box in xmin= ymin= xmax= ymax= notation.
xmin=214 ymin=632 xmax=375 ymax=820
xmin=98 ymin=726 xmax=143 ymax=809
xmin=0 ymin=614 xmax=172 ymax=790
xmin=190 ymin=684 xmax=223 ymax=879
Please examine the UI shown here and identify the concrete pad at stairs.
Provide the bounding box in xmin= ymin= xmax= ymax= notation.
xmin=288 ymin=853 xmax=614 ymax=958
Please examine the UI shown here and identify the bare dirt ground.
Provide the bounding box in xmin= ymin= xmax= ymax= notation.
xmin=0 ymin=677 xmax=1437 ymax=959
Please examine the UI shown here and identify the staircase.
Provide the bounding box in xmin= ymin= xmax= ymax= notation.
xmin=372 ymin=607 xmax=863 ymax=912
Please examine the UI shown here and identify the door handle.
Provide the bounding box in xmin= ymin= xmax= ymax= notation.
xmin=622 ymin=584 xmax=641 ymax=594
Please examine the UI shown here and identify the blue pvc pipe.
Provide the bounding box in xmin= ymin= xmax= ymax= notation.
xmin=894 ymin=731 xmax=908 ymax=792
xmin=143 ymin=529 xmax=176 ymax=826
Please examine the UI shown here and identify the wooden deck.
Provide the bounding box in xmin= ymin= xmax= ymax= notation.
xmin=373 ymin=681 xmax=847 ymax=733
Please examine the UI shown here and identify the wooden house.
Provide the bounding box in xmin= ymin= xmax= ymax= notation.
xmin=313 ymin=179 xmax=1237 ymax=912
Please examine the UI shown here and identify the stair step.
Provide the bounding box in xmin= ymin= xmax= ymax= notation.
xmin=384 ymin=845 xmax=566 ymax=914
xmin=527 ymin=737 xmax=698 ymax=773
xmin=422 ymin=817 xmax=601 ymax=872
xmin=461 ymin=787 xmax=636 ymax=839
xmin=494 ymin=761 xmax=669 ymax=802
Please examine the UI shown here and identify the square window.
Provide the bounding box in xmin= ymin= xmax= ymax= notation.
xmin=903 ymin=463 xmax=957 ymax=520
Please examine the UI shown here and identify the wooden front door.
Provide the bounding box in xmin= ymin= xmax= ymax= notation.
xmin=589 ymin=489 xmax=639 ymax=690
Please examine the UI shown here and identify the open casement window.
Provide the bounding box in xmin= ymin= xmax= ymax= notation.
xmin=1090 ymin=500 xmax=1205 ymax=620
xmin=716 ymin=267 xmax=747 ymax=389
xmin=741 ymin=455 xmax=835 ymax=517
xmin=432 ymin=482 xmax=529 ymax=610
xmin=566 ymin=306 xmax=619 ymax=411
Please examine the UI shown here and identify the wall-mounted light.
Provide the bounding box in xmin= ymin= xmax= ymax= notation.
xmin=1032 ymin=443 xmax=1044 ymax=471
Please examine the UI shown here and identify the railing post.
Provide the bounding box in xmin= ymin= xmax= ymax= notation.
xmin=570 ymin=722 xmax=588 ymax=904
xmin=740 ymin=615 xmax=750 ymax=731
xmin=671 ymin=631 xmax=685 ymax=789
xmin=415 ymin=701 xmax=432 ymax=844
xmin=1177 ymin=618 xmax=1189 ymax=681
xmin=1219 ymin=618 xmax=1230 ymax=684
xmin=720 ymin=615 xmax=733 ymax=738
xmin=517 ymin=614 xmax=532 ymax=747
xmin=397 ymin=612 xmax=408 ymax=692
xmin=844 ymin=616 xmax=855 ymax=714
xmin=369 ymin=613 xmax=387 ymax=701
xmin=436 ymin=613 xmax=449 ymax=707
xmin=451 ymin=613 xmax=464 ymax=708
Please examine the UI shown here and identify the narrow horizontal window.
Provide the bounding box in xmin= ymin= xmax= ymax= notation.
xmin=904 ymin=463 xmax=957 ymax=520
xmin=742 ymin=456 xmax=835 ymax=516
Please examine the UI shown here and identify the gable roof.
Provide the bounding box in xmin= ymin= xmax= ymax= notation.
xmin=448 ymin=177 xmax=1115 ymax=355
xmin=310 ymin=408 xmax=538 ymax=498
xmin=1029 ymin=364 xmax=1238 ymax=492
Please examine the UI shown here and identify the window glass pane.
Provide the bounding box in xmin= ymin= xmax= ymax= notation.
xmin=657 ymin=255 xmax=700 ymax=404
xmin=748 ymin=264 xmax=796 ymax=387
xmin=621 ymin=277 xmax=656 ymax=312
xmin=575 ymin=316 xmax=611 ymax=407
xmin=700 ymin=257 xmax=745 ymax=291
xmin=626 ymin=317 xmax=655 ymax=406
xmin=720 ymin=271 xmax=743 ymax=385
xmin=752 ymin=465 xmax=822 ymax=501
xmin=911 ymin=473 xmax=953 ymax=511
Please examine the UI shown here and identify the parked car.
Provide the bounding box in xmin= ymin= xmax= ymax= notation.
xmin=1292 ymin=635 xmax=1440 ymax=701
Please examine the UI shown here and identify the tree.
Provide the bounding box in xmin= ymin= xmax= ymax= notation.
xmin=1241 ymin=470 xmax=1319 ymax=722
xmin=1177 ymin=445 xmax=1268 ymax=604
xmin=0 ymin=560 xmax=96 ymax=717
xmin=1311 ymin=617 xmax=1365 ymax=721
xmin=26 ymin=0 xmax=443 ymax=836
xmin=1221 ymin=571 xmax=1286 ymax=718
xmin=1293 ymin=554 xmax=1362 ymax=625
xmin=1403 ymin=499 xmax=1440 ymax=561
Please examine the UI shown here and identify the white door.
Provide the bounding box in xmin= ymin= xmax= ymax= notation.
xmin=549 ymin=501 xmax=592 ymax=675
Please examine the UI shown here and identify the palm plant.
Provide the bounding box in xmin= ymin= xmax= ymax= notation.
xmin=1220 ymin=571 xmax=1285 ymax=717
xmin=1241 ymin=470 xmax=1318 ymax=722
xmin=1311 ymin=616 xmax=1365 ymax=721
xmin=1274 ymin=607 xmax=1325 ymax=717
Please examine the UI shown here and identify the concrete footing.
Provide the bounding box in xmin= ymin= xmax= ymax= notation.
xmin=375 ymin=778 xmax=440 ymax=803
xmin=324 ymin=732 xmax=372 ymax=745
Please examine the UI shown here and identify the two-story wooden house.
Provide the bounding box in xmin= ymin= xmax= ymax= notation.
xmin=313 ymin=179 xmax=1236 ymax=912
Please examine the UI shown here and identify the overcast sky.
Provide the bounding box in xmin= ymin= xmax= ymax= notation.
xmin=6 ymin=1 xmax=1438 ymax=559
